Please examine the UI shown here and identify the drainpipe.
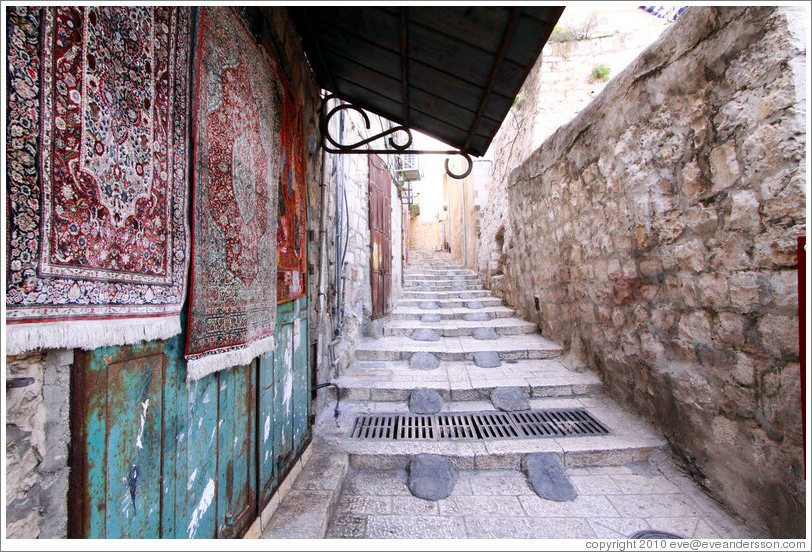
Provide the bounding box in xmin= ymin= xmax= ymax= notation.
xmin=461 ymin=179 xmax=468 ymax=268
xmin=316 ymin=129 xmax=330 ymax=374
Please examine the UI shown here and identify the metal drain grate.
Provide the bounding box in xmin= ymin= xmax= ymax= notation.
xmin=350 ymin=408 xmax=611 ymax=440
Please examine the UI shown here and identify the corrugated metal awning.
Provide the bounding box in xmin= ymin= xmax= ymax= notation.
xmin=288 ymin=6 xmax=564 ymax=157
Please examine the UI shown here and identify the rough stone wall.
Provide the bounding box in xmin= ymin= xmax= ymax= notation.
xmin=479 ymin=18 xmax=669 ymax=299
xmin=486 ymin=6 xmax=806 ymax=537
xmin=259 ymin=6 xmax=325 ymax=404
xmin=6 ymin=350 xmax=72 ymax=538
xmin=477 ymin=51 xmax=542 ymax=298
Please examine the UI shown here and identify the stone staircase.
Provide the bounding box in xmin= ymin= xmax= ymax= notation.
xmin=264 ymin=251 xmax=756 ymax=539
xmin=317 ymin=250 xmax=666 ymax=472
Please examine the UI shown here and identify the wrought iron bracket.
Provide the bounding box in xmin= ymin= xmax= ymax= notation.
xmin=319 ymin=94 xmax=473 ymax=179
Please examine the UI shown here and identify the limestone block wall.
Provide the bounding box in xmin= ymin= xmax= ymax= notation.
xmin=409 ymin=217 xmax=442 ymax=252
xmin=481 ymin=6 xmax=806 ymax=537
xmin=5 ymin=350 xmax=72 ymax=538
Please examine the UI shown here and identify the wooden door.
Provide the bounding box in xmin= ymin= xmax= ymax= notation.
xmin=69 ymin=338 xmax=182 ymax=538
xmin=258 ymin=293 xmax=311 ymax=508
xmin=70 ymin=337 xmax=259 ymax=539
xmin=369 ymin=155 xmax=393 ymax=319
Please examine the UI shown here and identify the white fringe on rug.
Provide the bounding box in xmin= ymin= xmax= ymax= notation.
xmin=5 ymin=316 xmax=182 ymax=356
xmin=185 ymin=334 xmax=275 ymax=381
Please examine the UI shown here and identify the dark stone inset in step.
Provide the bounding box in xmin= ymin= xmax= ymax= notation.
xmin=472 ymin=327 xmax=499 ymax=340
xmin=466 ymin=301 xmax=485 ymax=309
xmin=490 ymin=387 xmax=530 ymax=411
xmin=523 ymin=453 xmax=577 ymax=502
xmin=473 ymin=351 xmax=501 ymax=368
xmin=630 ymin=530 xmax=685 ymax=539
xmin=419 ymin=301 xmax=440 ymax=310
xmin=464 ymin=312 xmax=492 ymax=322
xmin=410 ymin=328 xmax=440 ymax=342
xmin=409 ymin=388 xmax=444 ymax=414
xmin=421 ymin=314 xmax=443 ymax=323
xmin=407 ymin=454 xmax=458 ymax=500
xmin=410 ymin=352 xmax=440 ymax=370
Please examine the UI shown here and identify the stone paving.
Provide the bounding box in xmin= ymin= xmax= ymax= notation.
xmin=326 ymin=449 xmax=759 ymax=539
xmin=268 ymin=251 xmax=761 ymax=539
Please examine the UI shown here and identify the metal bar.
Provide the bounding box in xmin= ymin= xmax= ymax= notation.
xmin=400 ymin=7 xmax=409 ymax=126
xmin=463 ymin=7 xmax=521 ymax=152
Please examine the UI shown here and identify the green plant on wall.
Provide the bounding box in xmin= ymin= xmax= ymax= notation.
xmin=409 ymin=203 xmax=420 ymax=218
xmin=589 ymin=63 xmax=611 ymax=83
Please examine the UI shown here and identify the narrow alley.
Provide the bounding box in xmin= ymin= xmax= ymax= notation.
xmin=264 ymin=251 xmax=759 ymax=539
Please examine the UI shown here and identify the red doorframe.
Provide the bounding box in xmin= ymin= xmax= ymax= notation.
xmin=799 ymin=236 xmax=806 ymax=475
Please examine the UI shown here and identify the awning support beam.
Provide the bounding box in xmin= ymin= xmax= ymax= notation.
xmin=319 ymin=94 xmax=473 ymax=179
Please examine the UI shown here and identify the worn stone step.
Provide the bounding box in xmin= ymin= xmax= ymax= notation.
xmin=404 ymin=283 xmax=484 ymax=291
xmin=316 ymin=396 xmax=666 ymax=470
xmin=389 ymin=305 xmax=516 ymax=320
xmin=261 ymin=445 xmax=349 ymax=539
xmin=335 ymin=358 xmax=603 ymax=402
xmin=402 ymin=289 xmax=491 ymax=300
xmin=382 ymin=317 xmax=537 ymax=338
xmin=397 ymin=297 xmax=503 ymax=309
xmin=354 ymin=334 xmax=564 ymax=362
xmin=404 ymin=280 xmax=481 ymax=289
xmin=405 ymin=267 xmax=474 ymax=273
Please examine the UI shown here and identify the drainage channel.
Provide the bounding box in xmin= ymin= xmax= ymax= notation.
xmin=351 ymin=408 xmax=611 ymax=441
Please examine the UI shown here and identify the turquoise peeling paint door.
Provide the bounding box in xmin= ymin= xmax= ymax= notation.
xmin=70 ymin=337 xmax=183 ymax=538
xmin=258 ymin=294 xmax=311 ymax=506
xmin=176 ymin=360 xmax=258 ymax=539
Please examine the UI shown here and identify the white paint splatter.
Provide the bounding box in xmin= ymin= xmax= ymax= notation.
xmin=283 ymin=372 xmax=293 ymax=408
xmin=293 ymin=316 xmax=301 ymax=349
xmin=187 ymin=478 xmax=215 ymax=538
xmin=202 ymin=392 xmax=210 ymax=404
xmin=264 ymin=451 xmax=269 ymax=462
xmin=135 ymin=399 xmax=150 ymax=450
xmin=187 ymin=468 xmax=198 ymax=491
xmin=264 ymin=415 xmax=271 ymax=443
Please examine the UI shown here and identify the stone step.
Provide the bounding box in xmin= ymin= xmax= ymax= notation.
xmin=354 ymin=334 xmax=564 ymax=362
xmin=402 ymin=289 xmax=491 ymax=300
xmin=389 ymin=305 xmax=516 ymax=320
xmin=404 ymin=280 xmax=481 ymax=287
xmin=335 ymin=358 xmax=603 ymax=402
xmin=261 ymin=445 xmax=349 ymax=539
xmin=403 ymin=270 xmax=479 ymax=280
xmin=397 ymin=297 xmax=503 ymax=309
xmin=316 ymin=396 xmax=667 ymax=470
xmin=382 ymin=317 xmax=537 ymax=338
xmin=404 ymin=283 xmax=485 ymax=291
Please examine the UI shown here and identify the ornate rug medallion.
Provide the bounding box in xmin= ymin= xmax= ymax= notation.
xmin=185 ymin=7 xmax=280 ymax=377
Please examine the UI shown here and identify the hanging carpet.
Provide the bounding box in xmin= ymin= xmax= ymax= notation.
xmin=5 ymin=6 xmax=193 ymax=354
xmin=276 ymin=78 xmax=307 ymax=303
xmin=185 ymin=6 xmax=281 ymax=379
